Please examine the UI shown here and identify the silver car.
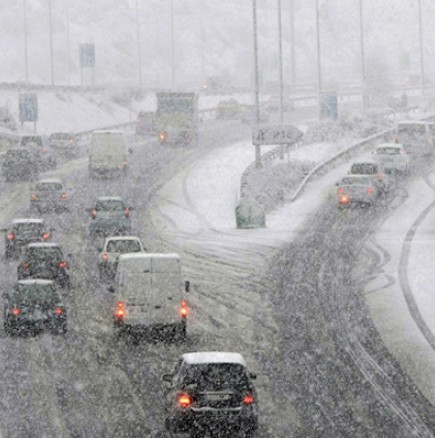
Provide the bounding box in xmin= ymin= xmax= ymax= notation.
xmin=372 ymin=143 xmax=410 ymax=174
xmin=336 ymin=175 xmax=377 ymax=208
xmin=30 ymin=179 xmax=71 ymax=213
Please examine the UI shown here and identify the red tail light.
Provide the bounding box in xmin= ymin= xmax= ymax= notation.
xmin=42 ymin=147 xmax=49 ymax=153
xmin=91 ymin=209 xmax=97 ymax=219
xmin=180 ymin=300 xmax=188 ymax=319
xmin=123 ymin=160 xmax=128 ymax=167
xmin=177 ymin=393 xmax=192 ymax=408
xmin=367 ymin=187 xmax=374 ymax=195
xmin=22 ymin=262 xmax=30 ymax=269
xmin=124 ymin=208 xmax=130 ymax=217
xmin=7 ymin=233 xmax=14 ymax=241
xmin=337 ymin=187 xmax=344 ymax=194
xmin=114 ymin=301 xmax=126 ymax=318
xmin=42 ymin=232 xmax=50 ymax=241
xmin=12 ymin=308 xmax=21 ymax=316
xmin=377 ymin=173 xmax=383 ymax=181
xmin=159 ymin=132 xmax=167 ymax=142
xmin=58 ymin=261 xmax=67 ymax=269
xmin=101 ymin=253 xmax=109 ymax=261
xmin=61 ymin=193 xmax=68 ymax=200
xmin=243 ymin=394 xmax=254 ymax=405
xmin=30 ymin=193 xmax=38 ymax=201
xmin=340 ymin=195 xmax=350 ymax=204
xmin=55 ymin=307 xmax=63 ymax=315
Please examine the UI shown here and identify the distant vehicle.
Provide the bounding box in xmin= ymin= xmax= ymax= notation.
xmin=111 ymin=253 xmax=189 ymax=340
xmin=155 ymin=92 xmax=199 ymax=146
xmin=394 ymin=121 xmax=435 ymax=156
xmin=98 ymin=235 xmax=145 ymax=280
xmin=88 ymin=196 xmax=132 ymax=237
xmin=216 ymin=98 xmax=243 ymax=119
xmin=88 ymin=130 xmax=128 ymax=178
xmin=372 ymin=143 xmax=410 ymax=174
xmin=17 ymin=242 xmax=72 ymax=288
xmin=163 ymin=352 xmax=259 ymax=437
xmin=135 ymin=111 xmax=155 ymax=137
xmin=1 ymin=218 xmax=51 ymax=259
xmin=49 ymin=132 xmax=79 ymax=158
xmin=18 ymin=135 xmax=57 ymax=171
xmin=3 ymin=279 xmax=67 ymax=336
xmin=2 ymin=147 xmax=39 ymax=182
xmin=348 ymin=161 xmax=388 ymax=195
xmin=30 ymin=178 xmax=71 ymax=213
xmin=336 ymin=175 xmax=378 ymax=208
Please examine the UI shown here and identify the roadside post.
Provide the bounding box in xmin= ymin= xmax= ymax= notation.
xmin=79 ymin=43 xmax=96 ymax=86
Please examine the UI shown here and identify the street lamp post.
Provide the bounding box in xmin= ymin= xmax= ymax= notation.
xmin=48 ymin=0 xmax=54 ymax=86
xmin=358 ymin=0 xmax=366 ymax=110
xmin=170 ymin=0 xmax=175 ymax=89
xmin=315 ymin=0 xmax=322 ymax=94
xmin=277 ymin=0 xmax=284 ymax=125
xmin=289 ymin=0 xmax=296 ymax=90
xmin=136 ymin=0 xmax=143 ymax=87
xmin=23 ymin=0 xmax=29 ymax=82
xmin=417 ymin=0 xmax=425 ymax=97
xmin=252 ymin=0 xmax=261 ymax=168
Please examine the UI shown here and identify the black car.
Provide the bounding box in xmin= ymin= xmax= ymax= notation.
xmin=163 ymin=352 xmax=259 ymax=437
xmin=2 ymin=218 xmax=51 ymax=259
xmin=19 ymin=135 xmax=57 ymax=171
xmin=3 ymin=279 xmax=67 ymax=335
xmin=2 ymin=147 xmax=39 ymax=182
xmin=17 ymin=243 xmax=71 ymax=288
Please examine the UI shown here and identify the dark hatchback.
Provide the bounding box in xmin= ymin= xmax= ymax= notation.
xmin=17 ymin=243 xmax=71 ymax=288
xmin=2 ymin=147 xmax=39 ymax=182
xmin=163 ymin=352 xmax=259 ymax=437
xmin=2 ymin=218 xmax=51 ymax=259
xmin=3 ymin=279 xmax=67 ymax=335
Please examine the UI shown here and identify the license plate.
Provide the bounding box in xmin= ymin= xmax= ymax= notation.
xmin=207 ymin=393 xmax=231 ymax=402
xmin=32 ymin=310 xmax=44 ymax=319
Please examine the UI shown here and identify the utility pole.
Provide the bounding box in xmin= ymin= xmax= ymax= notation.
xmin=289 ymin=0 xmax=296 ymax=91
xmin=48 ymin=0 xmax=55 ymax=86
xmin=136 ymin=0 xmax=143 ymax=87
xmin=358 ymin=0 xmax=367 ymax=110
xmin=315 ymin=0 xmax=322 ymax=93
xmin=170 ymin=0 xmax=175 ymax=89
xmin=252 ymin=0 xmax=261 ymax=168
xmin=23 ymin=0 xmax=29 ymax=82
xmin=417 ymin=0 xmax=425 ymax=97
xmin=66 ymin=0 xmax=71 ymax=85
xmin=277 ymin=0 xmax=284 ymax=125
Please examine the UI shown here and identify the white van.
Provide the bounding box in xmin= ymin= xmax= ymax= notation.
xmin=395 ymin=121 xmax=435 ymax=156
xmin=112 ymin=253 xmax=189 ymax=339
xmin=88 ymin=130 xmax=128 ymax=178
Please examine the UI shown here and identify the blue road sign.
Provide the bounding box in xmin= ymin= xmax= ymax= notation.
xmin=80 ymin=43 xmax=95 ymax=68
xmin=19 ymin=93 xmax=38 ymax=122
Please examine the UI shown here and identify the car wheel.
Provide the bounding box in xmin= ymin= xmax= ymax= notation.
xmin=4 ymin=322 xmax=15 ymax=336
xmin=52 ymin=322 xmax=67 ymax=335
xmin=174 ymin=321 xmax=187 ymax=342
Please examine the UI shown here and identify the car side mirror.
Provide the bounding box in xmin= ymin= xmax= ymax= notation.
xmin=0 ymin=228 xmax=6 ymax=232
xmin=162 ymin=374 xmax=172 ymax=383
xmin=107 ymin=285 xmax=115 ymax=293
xmin=128 ymin=148 xmax=133 ymax=154
xmin=98 ymin=247 xmax=103 ymax=252
xmin=249 ymin=372 xmax=257 ymax=380
xmin=185 ymin=280 xmax=190 ymax=293
xmin=2 ymin=293 xmax=9 ymax=300
xmin=335 ymin=182 xmax=339 ymax=186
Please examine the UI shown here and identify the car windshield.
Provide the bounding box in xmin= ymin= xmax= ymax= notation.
xmin=96 ymin=200 xmax=125 ymax=211
xmin=340 ymin=177 xmax=370 ymax=186
xmin=181 ymin=363 xmax=249 ymax=390
xmin=12 ymin=284 xmax=58 ymax=305
xmin=397 ymin=124 xmax=426 ymax=135
xmin=106 ymin=240 xmax=141 ymax=253
xmin=14 ymin=223 xmax=43 ymax=236
xmin=377 ymin=147 xmax=401 ymax=155
xmin=51 ymin=133 xmax=72 ymax=140
xmin=20 ymin=136 xmax=43 ymax=147
xmin=36 ymin=183 xmax=63 ymax=191
xmin=350 ymin=164 xmax=377 ymax=175
xmin=26 ymin=247 xmax=63 ymax=262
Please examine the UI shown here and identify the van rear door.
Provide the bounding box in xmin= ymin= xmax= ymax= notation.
xmin=151 ymin=256 xmax=182 ymax=325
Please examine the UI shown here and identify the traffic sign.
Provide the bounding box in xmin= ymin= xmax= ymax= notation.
xmin=79 ymin=43 xmax=95 ymax=68
xmin=252 ymin=125 xmax=303 ymax=145
xmin=18 ymin=93 xmax=38 ymax=122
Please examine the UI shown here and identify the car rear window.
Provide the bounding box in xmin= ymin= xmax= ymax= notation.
xmin=96 ymin=200 xmax=125 ymax=211
xmin=12 ymin=284 xmax=58 ymax=305
xmin=27 ymin=247 xmax=63 ymax=262
xmin=14 ymin=223 xmax=43 ymax=236
xmin=7 ymin=149 xmax=30 ymax=158
xmin=36 ymin=183 xmax=63 ymax=191
xmin=350 ymin=163 xmax=377 ymax=175
xmin=20 ymin=136 xmax=43 ymax=147
xmin=181 ymin=363 xmax=249 ymax=390
xmin=340 ymin=177 xmax=370 ymax=186
xmin=50 ymin=133 xmax=72 ymax=140
xmin=376 ymin=147 xmax=401 ymax=155
xmin=106 ymin=240 xmax=141 ymax=253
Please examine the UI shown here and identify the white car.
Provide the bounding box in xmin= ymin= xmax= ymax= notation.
xmin=372 ymin=143 xmax=410 ymax=174
xmin=98 ymin=235 xmax=145 ymax=279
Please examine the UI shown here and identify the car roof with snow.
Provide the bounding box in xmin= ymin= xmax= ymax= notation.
xmin=36 ymin=178 xmax=63 ymax=185
xmin=118 ymin=252 xmax=179 ymax=262
xmin=181 ymin=352 xmax=247 ymax=366
xmin=27 ymin=242 xmax=62 ymax=249
xmin=104 ymin=236 xmax=141 ymax=243
xmin=11 ymin=218 xmax=44 ymax=225
xmin=17 ymin=279 xmax=55 ymax=286
xmin=377 ymin=143 xmax=404 ymax=149
xmin=96 ymin=196 xmax=124 ymax=202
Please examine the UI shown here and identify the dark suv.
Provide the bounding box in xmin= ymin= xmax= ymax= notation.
xmin=19 ymin=135 xmax=57 ymax=171
xmin=163 ymin=352 xmax=259 ymax=437
xmin=3 ymin=279 xmax=67 ymax=335
xmin=2 ymin=147 xmax=39 ymax=182
xmin=2 ymin=218 xmax=51 ymax=259
xmin=17 ymin=243 xmax=71 ymax=288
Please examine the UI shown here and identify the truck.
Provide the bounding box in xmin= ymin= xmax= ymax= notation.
xmin=155 ymin=92 xmax=199 ymax=146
